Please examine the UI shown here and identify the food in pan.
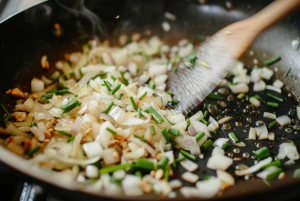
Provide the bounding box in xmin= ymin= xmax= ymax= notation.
xmin=0 ymin=34 xmax=299 ymax=198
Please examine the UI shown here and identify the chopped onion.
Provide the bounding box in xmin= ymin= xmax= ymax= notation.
xmin=196 ymin=177 xmax=221 ymax=198
xmin=229 ymin=83 xmax=249 ymax=94
xmin=248 ymin=127 xmax=256 ymax=140
xmin=188 ymin=125 xmax=197 ymax=136
xmin=266 ymin=85 xmax=281 ymax=93
xmin=178 ymin=43 xmax=193 ymax=58
xmin=103 ymin=147 xmax=120 ymax=165
xmin=277 ymin=143 xmax=299 ymax=160
xmin=232 ymin=75 xmax=250 ymax=84
xmin=122 ymin=175 xmax=143 ymax=196
xmin=258 ymin=133 xmax=268 ymax=140
xmin=83 ymin=141 xmax=103 ymax=159
xmin=128 ymin=136 xmax=157 ymax=157
xmin=291 ymin=39 xmax=300 ymax=51
xmin=285 ymin=160 xmax=296 ymax=166
xmin=169 ymin=179 xmax=182 ymax=189
xmin=154 ymin=74 xmax=168 ymax=86
xmin=249 ymin=97 xmax=260 ymax=107
xmin=250 ymin=68 xmax=262 ymax=82
xmin=148 ymin=64 xmax=167 ymax=76
xmin=180 ymin=187 xmax=199 ymax=198
xmin=37 ymin=122 xmax=47 ymax=134
xmin=182 ymin=172 xmax=199 ymax=183
xmin=235 ymin=142 xmax=246 ymax=147
xmin=256 ymin=166 xmax=278 ymax=179
xmin=255 ymin=124 xmax=268 ymax=137
xmin=137 ymin=87 xmax=154 ymax=99
xmin=191 ymin=121 xmax=210 ymax=137
xmin=208 ymin=116 xmax=219 ymax=129
xmin=23 ymin=98 xmax=34 ymax=112
xmin=184 ymin=137 xmax=195 ymax=145
xmin=98 ymin=121 xmax=115 ymax=149
xmin=273 ymin=79 xmax=284 ymax=89
xmin=217 ymin=170 xmax=235 ymax=185
xmin=253 ymin=80 xmax=266 ymax=92
xmin=268 ymin=132 xmax=275 ymax=141
xmin=6 ymin=123 xmax=31 ymax=137
xmin=218 ymin=79 xmax=228 ymax=87
xmin=261 ymin=67 xmax=273 ymax=80
xmin=31 ymin=78 xmax=44 ymax=92
xmin=86 ymin=165 xmax=99 ymax=178
xmin=276 ymin=115 xmax=291 ymax=126
xmin=164 ymin=150 xmax=174 ymax=165
xmin=297 ymin=106 xmax=300 ymax=120
xmin=235 ymin=157 xmax=272 ymax=176
xmin=213 ymin=138 xmax=229 ymax=148
xmin=211 ymin=147 xmax=225 ymax=156
xmin=217 ymin=116 xmax=231 ymax=125
xmin=179 ymin=153 xmax=198 ymax=172
xmin=263 ymin=112 xmax=276 ymax=119
xmin=207 ymin=154 xmax=233 ymax=170
xmin=71 ymin=117 xmax=83 ymax=136
xmin=189 ymin=111 xmax=203 ymax=122
xmin=162 ymin=21 xmax=171 ymax=32
xmin=30 ymin=126 xmax=45 ymax=141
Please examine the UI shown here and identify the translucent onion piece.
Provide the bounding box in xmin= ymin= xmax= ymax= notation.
xmin=71 ymin=116 xmax=83 ymax=136
xmin=208 ymin=116 xmax=219 ymax=129
xmin=234 ymin=142 xmax=246 ymax=147
xmin=182 ymin=172 xmax=199 ymax=183
xmin=253 ymin=80 xmax=266 ymax=92
xmin=211 ymin=147 xmax=225 ymax=156
xmin=196 ymin=177 xmax=221 ymax=198
xmin=249 ymin=97 xmax=260 ymax=107
xmin=235 ymin=157 xmax=272 ymax=176
xmin=217 ymin=170 xmax=235 ymax=185
xmin=122 ymin=175 xmax=143 ymax=196
xmin=273 ymin=79 xmax=284 ymax=89
xmin=229 ymin=83 xmax=249 ymax=94
xmin=179 ymin=153 xmax=198 ymax=172
xmin=189 ymin=111 xmax=203 ymax=122
xmin=180 ymin=187 xmax=199 ymax=198
xmin=256 ymin=166 xmax=278 ymax=179
xmin=248 ymin=127 xmax=256 ymax=140
xmin=188 ymin=125 xmax=197 ymax=136
xmin=261 ymin=67 xmax=273 ymax=80
xmin=213 ymin=138 xmax=229 ymax=148
xmin=30 ymin=126 xmax=45 ymax=141
xmin=297 ymin=106 xmax=300 ymax=120
xmin=128 ymin=136 xmax=157 ymax=157
xmin=266 ymin=85 xmax=281 ymax=93
xmin=263 ymin=112 xmax=276 ymax=119
xmin=255 ymin=124 xmax=268 ymax=137
xmin=207 ymin=154 xmax=233 ymax=170
xmin=276 ymin=115 xmax=291 ymax=126
xmin=191 ymin=121 xmax=210 ymax=137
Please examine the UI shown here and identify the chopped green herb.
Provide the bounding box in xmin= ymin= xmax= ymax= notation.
xmin=267 ymin=102 xmax=278 ymax=108
xmin=199 ymin=60 xmax=210 ymax=69
xmin=27 ymin=146 xmax=41 ymax=157
xmin=129 ymin=96 xmax=138 ymax=111
xmin=164 ymin=165 xmax=170 ymax=181
xmin=267 ymin=93 xmax=283 ymax=102
xmin=150 ymin=126 xmax=156 ymax=135
xmin=134 ymin=134 xmax=147 ymax=142
xmin=106 ymin=127 xmax=116 ymax=135
xmin=0 ymin=103 xmax=9 ymax=114
xmin=210 ymin=131 xmax=216 ymax=137
xmin=195 ymin=132 xmax=205 ymax=142
xmin=194 ymin=33 xmax=206 ymax=41
xmin=139 ymin=91 xmax=148 ymax=100
xmin=175 ymin=157 xmax=186 ymax=163
xmin=57 ymin=131 xmax=72 ymax=137
xmin=145 ymin=106 xmax=164 ymax=124
xmin=228 ymin=132 xmax=239 ymax=143
xmin=237 ymin=93 xmax=245 ymax=99
xmin=203 ymin=175 xmax=211 ymax=180
xmin=31 ymin=122 xmax=37 ymax=127
xmin=103 ymin=102 xmax=114 ymax=113
xmin=166 ymin=119 xmax=174 ymax=125
xmin=134 ymin=159 xmax=154 ymax=171
xmin=267 ymin=168 xmax=283 ymax=179
xmin=120 ymin=71 xmax=129 ymax=86
xmin=285 ymin=68 xmax=291 ymax=77
xmin=269 ymin=121 xmax=277 ymax=129
xmin=149 ymin=80 xmax=156 ymax=90
xmin=168 ymin=99 xmax=179 ymax=104
xmin=222 ymin=142 xmax=230 ymax=150
xmin=203 ymin=110 xmax=208 ymax=118
xmin=56 ymin=89 xmax=73 ymax=95
xmin=78 ymin=34 xmax=90 ymax=41
xmin=168 ymin=128 xmax=180 ymax=136
xmin=186 ymin=118 xmax=190 ymax=125
xmin=157 ymin=156 xmax=169 ymax=169
xmin=263 ymin=56 xmax=281 ymax=66
xmin=180 ymin=149 xmax=196 ymax=160
xmin=104 ymin=80 xmax=112 ymax=91
xmin=161 ymin=128 xmax=170 ymax=142
xmin=67 ymin=136 xmax=75 ymax=143
xmin=263 ymin=179 xmax=271 ymax=187
xmin=207 ymin=93 xmax=220 ymax=100
xmin=204 ymin=103 xmax=209 ymax=110
xmin=118 ymin=93 xmax=124 ymax=100
xmin=99 ymin=163 xmax=132 ymax=174
xmin=111 ymin=83 xmax=121 ymax=95
xmin=201 ymin=118 xmax=209 ymax=125
xmin=201 ymin=139 xmax=213 ymax=151
xmin=41 ymin=97 xmax=50 ymax=103
xmin=4 ymin=113 xmax=10 ymax=126
xmin=261 ymin=160 xmax=281 ymax=170
xmin=166 ymin=91 xmax=174 ymax=96
xmin=172 ymin=68 xmax=177 ymax=72
xmin=46 ymin=88 xmax=57 ymax=94
xmin=60 ymin=99 xmax=81 ymax=113
xmin=111 ymin=75 xmax=116 ymax=81
xmin=61 ymin=83 xmax=69 ymax=90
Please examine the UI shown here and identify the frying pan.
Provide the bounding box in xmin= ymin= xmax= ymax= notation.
xmin=0 ymin=0 xmax=300 ymax=200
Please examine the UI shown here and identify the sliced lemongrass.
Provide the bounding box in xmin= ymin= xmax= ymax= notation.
xmin=276 ymin=115 xmax=291 ymax=126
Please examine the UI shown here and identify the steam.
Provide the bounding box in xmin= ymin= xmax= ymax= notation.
xmin=55 ymin=0 xmax=107 ymax=39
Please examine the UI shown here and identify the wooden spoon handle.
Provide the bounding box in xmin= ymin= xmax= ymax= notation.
xmin=250 ymin=0 xmax=300 ymax=32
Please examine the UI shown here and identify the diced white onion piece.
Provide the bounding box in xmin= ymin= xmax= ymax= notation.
xmin=189 ymin=111 xmax=203 ymax=122
xmin=266 ymin=85 xmax=281 ymax=93
xmin=211 ymin=147 xmax=225 ymax=156
xmin=249 ymin=97 xmax=260 ymax=107
xmin=178 ymin=39 xmax=188 ymax=47
xmin=86 ymin=165 xmax=99 ymax=178
xmin=103 ymin=148 xmax=120 ymax=165
xmin=23 ymin=98 xmax=34 ymax=112
xmin=256 ymin=166 xmax=278 ymax=179
xmin=229 ymin=83 xmax=249 ymax=94
xmin=230 ymin=61 xmax=244 ymax=76
xmin=248 ymin=127 xmax=256 ymax=140
xmin=128 ymin=136 xmax=157 ymax=157
xmin=291 ymin=39 xmax=300 ymax=51
xmin=273 ymin=79 xmax=284 ymax=89
xmin=169 ymin=179 xmax=182 ymax=189
xmin=122 ymin=175 xmax=143 ymax=196
xmin=171 ymin=121 xmax=187 ymax=130
xmin=258 ymin=133 xmax=268 ymax=140
xmin=188 ymin=125 xmax=197 ymax=136
xmin=37 ymin=122 xmax=47 ymax=134
xmin=30 ymin=126 xmax=45 ymax=141
xmin=285 ymin=144 xmax=299 ymax=160
xmin=182 ymin=172 xmax=199 ymax=183
xmin=207 ymin=154 xmax=233 ymax=170
xmin=178 ymin=43 xmax=193 ymax=58
xmin=154 ymin=74 xmax=168 ymax=86
xmin=31 ymin=78 xmax=44 ymax=92
xmin=170 ymin=113 xmax=185 ymax=124
xmin=297 ymin=106 xmax=300 ymax=120
xmin=250 ymin=68 xmax=262 ymax=82
xmin=33 ymin=112 xmax=45 ymax=120
xmin=217 ymin=170 xmax=235 ymax=185
xmin=218 ymin=79 xmax=228 ymax=87
xmin=180 ymin=187 xmax=199 ymax=198
xmin=41 ymin=76 xmax=52 ymax=85
xmin=261 ymin=67 xmax=273 ymax=80
xmin=218 ymin=116 xmax=231 ymax=125
xmin=253 ymin=80 xmax=266 ymax=92
xmin=235 ymin=157 xmax=272 ymax=176
xmin=196 ymin=177 xmax=221 ymax=198
xmin=208 ymin=116 xmax=219 ymax=129
xmin=83 ymin=141 xmax=103 ymax=159
xmin=112 ymin=169 xmax=126 ymax=180
xmin=137 ymin=87 xmax=154 ymax=99
xmin=255 ymin=124 xmax=268 ymax=137
xmin=162 ymin=21 xmax=171 ymax=32
xmin=268 ymin=132 xmax=275 ymax=141
xmin=138 ymin=73 xmax=150 ymax=86
xmin=232 ymin=75 xmax=250 ymax=84
xmin=49 ymin=108 xmax=63 ymax=118
xmin=263 ymin=112 xmax=276 ymax=119
xmin=285 ymin=160 xmax=296 ymax=166
xmin=98 ymin=121 xmax=116 ymax=149
xmin=164 ymin=150 xmax=174 ymax=165
xmin=191 ymin=121 xmax=210 ymax=137
xmin=276 ymin=115 xmax=291 ymax=126
xmin=235 ymin=142 xmax=246 ymax=147
xmin=207 ymin=123 xmax=216 ymax=131
xmin=213 ymin=138 xmax=229 ymax=148
xmin=189 ymin=139 xmax=200 ymax=156
xmin=109 ymin=106 xmax=127 ymax=124
xmin=179 ymin=156 xmax=198 ymax=172
xmin=71 ymin=116 xmax=83 ymax=136
xmin=148 ymin=64 xmax=167 ymax=76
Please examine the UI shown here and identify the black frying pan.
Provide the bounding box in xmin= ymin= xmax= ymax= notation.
xmin=0 ymin=0 xmax=300 ymax=200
